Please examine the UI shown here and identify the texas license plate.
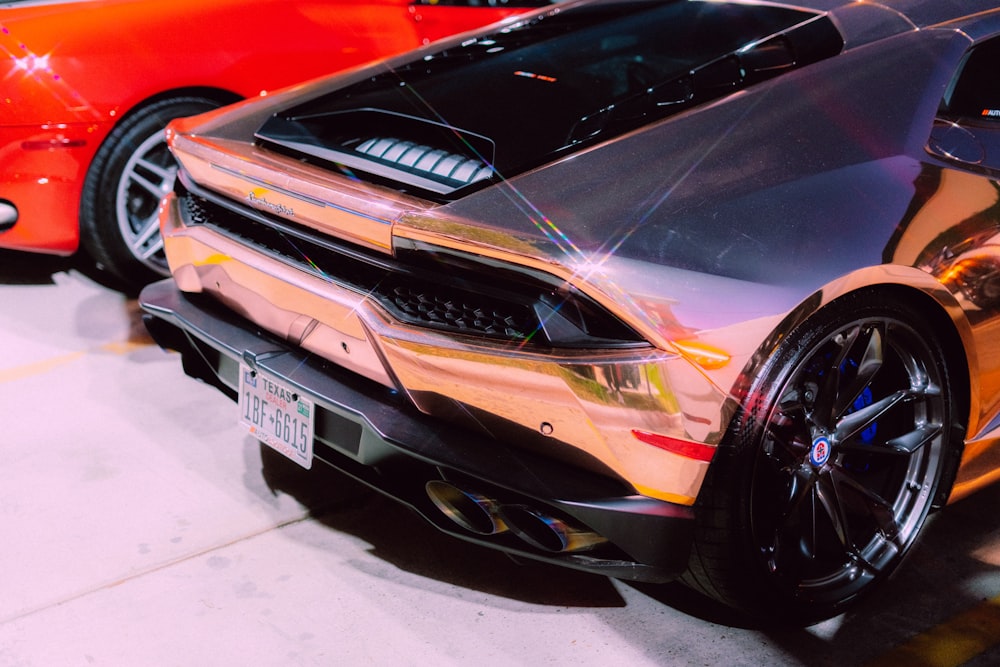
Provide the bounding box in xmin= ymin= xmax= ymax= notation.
xmin=238 ymin=365 xmax=314 ymax=469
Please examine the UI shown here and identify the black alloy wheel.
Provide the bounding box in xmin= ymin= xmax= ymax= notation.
xmin=685 ymin=293 xmax=962 ymax=622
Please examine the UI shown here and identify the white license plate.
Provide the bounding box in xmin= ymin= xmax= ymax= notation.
xmin=238 ymin=365 xmax=314 ymax=469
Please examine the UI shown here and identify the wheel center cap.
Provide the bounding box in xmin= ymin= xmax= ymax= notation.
xmin=809 ymin=435 xmax=832 ymax=467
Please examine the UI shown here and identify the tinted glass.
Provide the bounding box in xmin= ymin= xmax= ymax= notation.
xmin=259 ymin=0 xmax=842 ymax=198
xmin=944 ymin=38 xmax=1000 ymax=122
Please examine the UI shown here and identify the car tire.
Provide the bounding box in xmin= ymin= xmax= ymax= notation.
xmin=80 ymin=96 xmax=222 ymax=288
xmin=683 ymin=291 xmax=964 ymax=623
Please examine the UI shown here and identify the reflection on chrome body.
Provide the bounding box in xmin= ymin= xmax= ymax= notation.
xmin=160 ymin=121 xmax=1000 ymax=505
xmin=168 ymin=133 xmax=429 ymax=253
xmin=162 ymin=184 xmax=716 ymax=504
xmin=904 ymin=169 xmax=1000 ymax=499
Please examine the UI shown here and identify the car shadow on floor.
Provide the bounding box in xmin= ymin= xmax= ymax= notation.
xmin=0 ymin=249 xmax=75 ymax=285
xmin=260 ymin=437 xmax=1000 ymax=657
xmin=0 ymin=248 xmax=156 ymax=299
xmin=775 ymin=482 xmax=1000 ymax=664
xmin=633 ymin=480 xmax=1000 ymax=663
xmin=257 ymin=443 xmax=633 ymax=609
xmin=0 ymin=247 xmax=140 ymax=294
xmin=0 ymin=249 xmax=158 ymax=348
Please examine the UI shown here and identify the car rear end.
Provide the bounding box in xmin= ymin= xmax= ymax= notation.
xmin=140 ymin=0 xmax=851 ymax=580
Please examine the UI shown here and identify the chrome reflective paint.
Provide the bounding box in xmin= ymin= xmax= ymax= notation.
xmin=140 ymin=0 xmax=1000 ymax=616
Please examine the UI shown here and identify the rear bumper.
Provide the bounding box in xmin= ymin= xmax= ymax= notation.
xmin=139 ymin=278 xmax=695 ymax=583
xmin=0 ymin=123 xmax=105 ymax=254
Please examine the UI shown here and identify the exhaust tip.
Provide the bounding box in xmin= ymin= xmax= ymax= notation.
xmin=425 ymin=480 xmax=507 ymax=535
xmin=500 ymin=505 xmax=606 ymax=553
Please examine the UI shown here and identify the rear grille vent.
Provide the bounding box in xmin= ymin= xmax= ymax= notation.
xmin=178 ymin=185 xmax=644 ymax=349
xmin=384 ymin=282 xmax=531 ymax=338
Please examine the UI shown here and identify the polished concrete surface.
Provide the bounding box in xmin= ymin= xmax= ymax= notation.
xmin=3 ymin=248 xmax=1000 ymax=666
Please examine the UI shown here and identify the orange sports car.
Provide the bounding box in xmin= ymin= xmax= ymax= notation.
xmin=0 ymin=0 xmax=545 ymax=286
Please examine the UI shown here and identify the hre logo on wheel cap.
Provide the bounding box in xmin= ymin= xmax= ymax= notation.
xmin=810 ymin=436 xmax=831 ymax=467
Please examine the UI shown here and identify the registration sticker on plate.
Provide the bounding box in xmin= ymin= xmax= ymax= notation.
xmin=238 ymin=365 xmax=314 ymax=469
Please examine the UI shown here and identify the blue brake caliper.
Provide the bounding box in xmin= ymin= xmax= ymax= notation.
xmin=843 ymin=357 xmax=876 ymax=472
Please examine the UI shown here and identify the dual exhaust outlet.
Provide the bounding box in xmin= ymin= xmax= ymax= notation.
xmin=425 ymin=480 xmax=606 ymax=553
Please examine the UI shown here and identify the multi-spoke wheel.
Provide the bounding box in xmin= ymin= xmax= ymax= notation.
xmin=80 ymin=97 xmax=221 ymax=288
xmin=684 ymin=292 xmax=963 ymax=622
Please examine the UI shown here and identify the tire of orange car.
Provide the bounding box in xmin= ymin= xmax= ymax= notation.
xmin=80 ymin=96 xmax=222 ymax=289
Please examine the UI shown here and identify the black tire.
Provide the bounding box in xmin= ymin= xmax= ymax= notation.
xmin=683 ymin=292 xmax=963 ymax=623
xmin=80 ymin=96 xmax=221 ymax=288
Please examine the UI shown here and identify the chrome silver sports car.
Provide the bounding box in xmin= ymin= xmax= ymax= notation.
xmin=140 ymin=0 xmax=1000 ymax=621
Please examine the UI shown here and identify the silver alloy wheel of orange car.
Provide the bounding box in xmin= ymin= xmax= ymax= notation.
xmin=80 ymin=96 xmax=221 ymax=288
xmin=113 ymin=128 xmax=177 ymax=277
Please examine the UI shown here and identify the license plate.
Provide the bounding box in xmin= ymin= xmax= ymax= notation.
xmin=238 ymin=365 xmax=314 ymax=469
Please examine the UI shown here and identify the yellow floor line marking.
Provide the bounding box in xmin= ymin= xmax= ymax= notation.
xmin=98 ymin=340 xmax=153 ymax=355
xmin=0 ymin=340 xmax=153 ymax=384
xmin=866 ymin=594 xmax=1000 ymax=667
xmin=0 ymin=351 xmax=87 ymax=384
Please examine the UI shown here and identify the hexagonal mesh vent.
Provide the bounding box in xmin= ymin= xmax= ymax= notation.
xmin=384 ymin=283 xmax=531 ymax=339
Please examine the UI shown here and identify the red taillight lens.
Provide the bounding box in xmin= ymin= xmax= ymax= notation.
xmin=631 ymin=429 xmax=716 ymax=462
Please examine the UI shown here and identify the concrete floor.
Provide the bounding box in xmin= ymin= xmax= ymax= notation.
xmin=4 ymin=248 xmax=1000 ymax=666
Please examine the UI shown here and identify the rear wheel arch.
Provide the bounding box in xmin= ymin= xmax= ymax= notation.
xmin=112 ymin=87 xmax=243 ymax=126
xmin=730 ymin=282 xmax=970 ymax=461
